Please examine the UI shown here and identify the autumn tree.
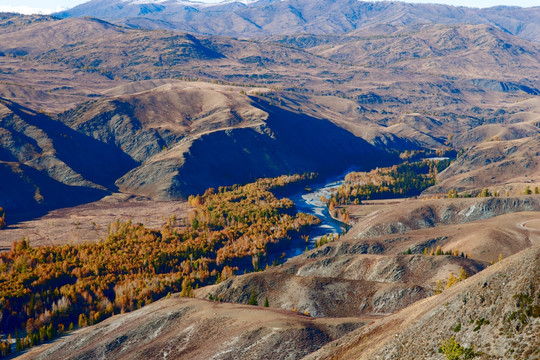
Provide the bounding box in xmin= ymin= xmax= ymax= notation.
xmin=0 ymin=174 xmax=320 ymax=356
xmin=0 ymin=207 xmax=5 ymax=229
xmin=180 ymin=278 xmax=194 ymax=298
xmin=78 ymin=314 xmax=88 ymax=328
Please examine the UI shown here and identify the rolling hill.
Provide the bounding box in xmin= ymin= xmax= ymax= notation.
xmin=15 ymin=194 xmax=540 ymax=359
xmin=306 ymin=244 xmax=540 ymax=359
xmin=1 ymin=6 xmax=540 ymax=359
xmin=0 ymin=12 xmax=539 ymax=217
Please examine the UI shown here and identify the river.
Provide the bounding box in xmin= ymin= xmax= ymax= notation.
xmin=262 ymin=176 xmax=349 ymax=265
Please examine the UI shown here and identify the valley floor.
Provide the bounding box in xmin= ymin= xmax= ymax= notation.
xmin=0 ymin=194 xmax=189 ymax=250
xmin=8 ymin=193 xmax=540 ymax=359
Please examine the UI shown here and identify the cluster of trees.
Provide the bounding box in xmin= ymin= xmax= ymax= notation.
xmin=420 ymin=246 xmax=470 ymax=258
xmin=314 ymin=233 xmax=341 ymax=248
xmin=434 ymin=267 xmax=469 ymax=294
xmin=326 ymin=205 xmax=350 ymax=224
xmin=327 ymin=159 xmax=452 ymax=205
xmin=399 ymin=149 xmax=456 ymax=162
xmin=447 ymin=185 xmax=540 ymax=199
xmin=0 ymin=174 xmax=319 ymax=356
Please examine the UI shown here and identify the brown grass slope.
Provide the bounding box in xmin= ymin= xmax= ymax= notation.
xmin=348 ymin=196 xmax=540 ymax=239
xmin=304 ymin=245 xmax=540 ymax=360
xmin=2 ymin=14 xmax=540 ymax=219
xmin=315 ymin=24 xmax=540 ymax=80
xmin=16 ymin=297 xmax=367 ymax=360
xmin=0 ymin=13 xmax=537 ymax=147
xmin=8 ymin=185 xmax=540 ymax=359
xmin=0 ymin=14 xmax=342 ymax=99
xmin=345 ymin=195 xmax=540 ymax=261
xmin=199 ymin=196 xmax=540 ymax=319
xmin=0 ymin=15 xmax=337 ymax=85
xmin=195 ymin=251 xmax=485 ymax=318
xmin=352 ymin=210 xmax=539 ymax=264
xmin=62 ymin=86 xmax=390 ymax=200
xmin=427 ymin=137 xmax=540 ymax=195
xmin=0 ymin=16 xmax=123 ymax=58
xmin=59 ymin=83 xmax=267 ymax=163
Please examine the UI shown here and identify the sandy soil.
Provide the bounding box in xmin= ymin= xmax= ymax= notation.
xmin=0 ymin=193 xmax=189 ymax=250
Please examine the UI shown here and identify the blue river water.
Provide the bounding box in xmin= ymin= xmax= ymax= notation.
xmin=263 ymin=177 xmax=349 ymax=264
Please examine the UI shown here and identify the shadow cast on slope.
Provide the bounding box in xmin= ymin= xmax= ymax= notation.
xmin=0 ymin=162 xmax=109 ymax=223
xmin=2 ymin=99 xmax=138 ymax=190
xmin=171 ymin=101 xmax=397 ymax=197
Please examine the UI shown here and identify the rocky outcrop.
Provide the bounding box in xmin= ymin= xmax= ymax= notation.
xmin=305 ymin=245 xmax=540 ymax=360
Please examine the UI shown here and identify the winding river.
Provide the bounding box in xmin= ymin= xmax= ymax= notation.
xmin=264 ymin=176 xmax=349 ymax=264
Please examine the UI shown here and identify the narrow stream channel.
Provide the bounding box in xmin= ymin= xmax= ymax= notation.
xmin=263 ymin=176 xmax=350 ymax=266
xmin=290 ymin=179 xmax=348 ymax=248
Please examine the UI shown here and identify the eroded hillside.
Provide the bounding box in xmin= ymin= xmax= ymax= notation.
xmin=1 ymin=4 xmax=540 ymax=359
xmin=306 ymin=245 xmax=540 ymax=360
xmin=17 ymin=297 xmax=367 ymax=360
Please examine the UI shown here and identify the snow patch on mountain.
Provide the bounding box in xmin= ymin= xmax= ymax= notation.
xmin=0 ymin=5 xmax=67 ymax=15
xmin=118 ymin=0 xmax=261 ymax=6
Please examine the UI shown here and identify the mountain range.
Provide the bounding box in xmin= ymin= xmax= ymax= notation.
xmin=57 ymin=0 xmax=540 ymax=42
xmin=1 ymin=9 xmax=540 ymax=217
xmin=0 ymin=1 xmax=539 ymax=359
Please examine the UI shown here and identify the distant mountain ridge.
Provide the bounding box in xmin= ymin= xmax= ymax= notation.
xmin=56 ymin=0 xmax=540 ymax=42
